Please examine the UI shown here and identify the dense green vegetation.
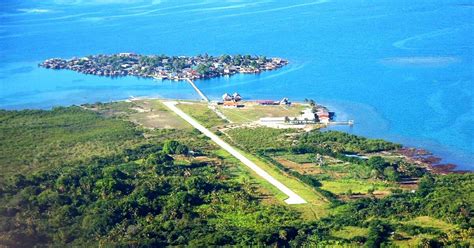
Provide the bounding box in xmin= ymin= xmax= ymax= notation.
xmin=293 ymin=131 xmax=426 ymax=182
xmin=226 ymin=129 xmax=421 ymax=183
xmin=87 ymin=53 xmax=271 ymax=72
xmin=299 ymin=131 xmax=402 ymax=153
xmin=0 ymin=107 xmax=143 ymax=178
xmin=0 ymin=107 xmax=305 ymax=246
xmin=331 ymin=174 xmax=473 ymax=246
xmin=341 ymin=174 xmax=473 ymax=227
xmin=0 ymin=142 xmax=306 ymax=246
xmin=226 ymin=129 xmax=400 ymax=155
xmin=223 ymin=127 xmax=473 ymax=246
xmin=0 ymin=106 xmax=472 ymax=247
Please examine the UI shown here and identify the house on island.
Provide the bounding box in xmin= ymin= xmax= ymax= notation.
xmin=119 ymin=52 xmax=135 ymax=57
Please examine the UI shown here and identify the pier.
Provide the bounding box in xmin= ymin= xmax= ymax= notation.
xmin=329 ymin=120 xmax=354 ymax=126
xmin=185 ymin=78 xmax=232 ymax=123
xmin=186 ymin=78 xmax=209 ymax=102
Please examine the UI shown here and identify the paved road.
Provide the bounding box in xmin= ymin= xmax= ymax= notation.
xmin=163 ymin=101 xmax=307 ymax=204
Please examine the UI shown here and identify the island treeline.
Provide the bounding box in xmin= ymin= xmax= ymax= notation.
xmin=39 ymin=53 xmax=288 ymax=81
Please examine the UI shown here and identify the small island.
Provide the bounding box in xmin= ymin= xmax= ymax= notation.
xmin=39 ymin=53 xmax=288 ymax=81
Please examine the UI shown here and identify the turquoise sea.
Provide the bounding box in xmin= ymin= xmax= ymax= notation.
xmin=0 ymin=0 xmax=473 ymax=169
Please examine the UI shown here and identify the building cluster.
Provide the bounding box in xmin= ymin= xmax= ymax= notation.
xmin=314 ymin=107 xmax=331 ymax=124
xmin=259 ymin=104 xmax=333 ymax=126
xmin=219 ymin=93 xmax=244 ymax=108
xmin=221 ymin=92 xmax=242 ymax=102
xmin=39 ymin=53 xmax=288 ymax=81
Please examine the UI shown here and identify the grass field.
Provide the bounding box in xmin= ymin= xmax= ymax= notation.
xmin=392 ymin=216 xmax=460 ymax=247
xmin=331 ymin=217 xmax=459 ymax=246
xmin=217 ymin=102 xmax=307 ymax=123
xmin=224 ymin=127 xmax=295 ymax=151
xmin=213 ymin=146 xmax=330 ymax=220
xmin=84 ymin=99 xmax=192 ymax=130
xmin=402 ymin=216 xmax=457 ymax=233
xmin=170 ymin=104 xmax=330 ymax=218
xmin=331 ymin=226 xmax=368 ymax=240
xmin=212 ymin=148 xmax=288 ymax=202
xmin=320 ymin=179 xmax=393 ymax=195
xmin=177 ymin=102 xmax=227 ymax=128
xmin=128 ymin=100 xmax=192 ymax=129
xmin=282 ymin=153 xmax=318 ymax=163
xmin=274 ymin=153 xmax=394 ymax=197
xmin=0 ymin=106 xmax=144 ymax=178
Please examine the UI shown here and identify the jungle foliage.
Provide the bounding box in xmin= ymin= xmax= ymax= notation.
xmin=0 ymin=107 xmax=472 ymax=247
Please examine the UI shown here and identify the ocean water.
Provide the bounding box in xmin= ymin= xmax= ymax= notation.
xmin=0 ymin=0 xmax=473 ymax=169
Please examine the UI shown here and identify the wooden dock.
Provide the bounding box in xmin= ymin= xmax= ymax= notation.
xmin=184 ymin=78 xmax=231 ymax=122
xmin=329 ymin=120 xmax=354 ymax=126
xmin=185 ymin=78 xmax=209 ymax=102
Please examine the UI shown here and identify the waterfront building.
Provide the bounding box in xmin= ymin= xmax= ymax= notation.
xmin=222 ymin=93 xmax=233 ymax=101
xmin=233 ymin=93 xmax=242 ymax=102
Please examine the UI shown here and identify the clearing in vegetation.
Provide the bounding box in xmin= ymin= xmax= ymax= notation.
xmin=175 ymin=102 xmax=330 ymax=217
xmin=84 ymin=100 xmax=192 ymax=130
xmin=177 ymin=102 xmax=227 ymax=129
xmin=216 ymin=102 xmax=307 ymax=123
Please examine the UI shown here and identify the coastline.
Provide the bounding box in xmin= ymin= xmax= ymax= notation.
xmin=39 ymin=53 xmax=289 ymax=81
xmin=1 ymin=87 xmax=471 ymax=172
xmin=320 ymin=99 xmax=473 ymax=172
xmin=1 ymin=62 xmax=472 ymax=171
xmin=2 ymin=1 xmax=473 ymax=246
xmin=86 ymin=96 xmax=474 ymax=173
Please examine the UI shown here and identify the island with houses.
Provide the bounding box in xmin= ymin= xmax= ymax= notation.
xmin=39 ymin=52 xmax=353 ymax=128
xmin=39 ymin=53 xmax=288 ymax=81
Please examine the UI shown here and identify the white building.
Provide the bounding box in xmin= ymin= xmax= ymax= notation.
xmin=233 ymin=93 xmax=242 ymax=102
xmin=300 ymin=109 xmax=316 ymax=120
xmin=222 ymin=93 xmax=233 ymax=101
